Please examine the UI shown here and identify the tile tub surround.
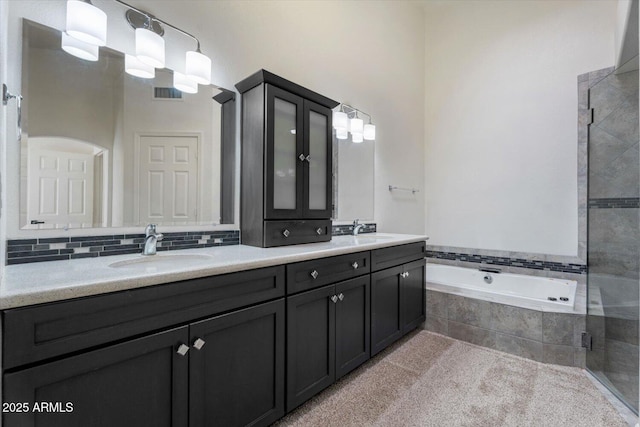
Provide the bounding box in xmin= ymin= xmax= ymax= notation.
xmin=5 ymin=224 xmax=378 ymax=265
xmin=424 ymin=290 xmax=587 ymax=368
xmin=0 ymin=232 xmax=425 ymax=309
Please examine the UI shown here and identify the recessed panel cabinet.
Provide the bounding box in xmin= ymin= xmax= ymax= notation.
xmin=237 ymin=70 xmax=338 ymax=247
xmin=286 ymin=276 xmax=370 ymax=411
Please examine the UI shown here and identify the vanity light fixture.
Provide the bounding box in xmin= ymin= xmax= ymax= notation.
xmin=61 ymin=32 xmax=100 ymax=61
xmin=65 ymin=0 xmax=107 ymax=46
xmin=64 ymin=0 xmax=213 ymax=91
xmin=333 ymin=104 xmax=375 ymax=142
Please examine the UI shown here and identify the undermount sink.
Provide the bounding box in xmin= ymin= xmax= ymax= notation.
xmin=109 ymin=253 xmax=213 ymax=269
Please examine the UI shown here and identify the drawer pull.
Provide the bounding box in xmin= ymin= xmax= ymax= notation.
xmin=331 ymin=295 xmax=338 ymax=303
xmin=193 ymin=338 xmax=206 ymax=350
xmin=176 ymin=344 xmax=190 ymax=356
xmin=310 ymin=270 xmax=319 ymax=279
xmin=316 ymin=227 xmax=323 ymax=235
xmin=338 ymin=293 xmax=344 ymax=301
xmin=282 ymin=229 xmax=290 ymax=238
xmin=352 ymin=261 xmax=359 ymax=269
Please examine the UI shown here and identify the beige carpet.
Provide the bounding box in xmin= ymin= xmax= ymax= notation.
xmin=275 ymin=331 xmax=628 ymax=427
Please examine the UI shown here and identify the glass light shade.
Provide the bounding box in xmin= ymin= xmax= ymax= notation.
xmin=136 ymin=28 xmax=165 ymax=68
xmin=66 ymin=0 xmax=107 ymax=46
xmin=363 ymin=124 xmax=376 ymax=141
xmin=185 ymin=50 xmax=211 ymax=85
xmin=173 ymin=71 xmax=198 ymax=94
xmin=61 ymin=32 xmax=99 ymax=61
xmin=332 ymin=111 xmax=348 ymax=131
xmin=125 ymin=54 xmax=155 ymax=79
xmin=336 ymin=128 xmax=348 ymax=140
xmin=350 ymin=118 xmax=364 ymax=134
xmin=351 ymin=132 xmax=364 ymax=143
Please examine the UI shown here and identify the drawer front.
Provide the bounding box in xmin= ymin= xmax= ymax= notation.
xmin=264 ymin=220 xmax=331 ymax=247
xmin=371 ymin=241 xmax=426 ymax=272
xmin=287 ymin=251 xmax=370 ymax=294
xmin=3 ymin=266 xmax=285 ymax=370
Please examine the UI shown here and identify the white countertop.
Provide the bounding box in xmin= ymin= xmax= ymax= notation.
xmin=0 ymin=233 xmax=428 ymax=309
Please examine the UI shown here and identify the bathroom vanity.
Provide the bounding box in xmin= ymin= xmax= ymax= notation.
xmin=0 ymin=234 xmax=426 ymax=427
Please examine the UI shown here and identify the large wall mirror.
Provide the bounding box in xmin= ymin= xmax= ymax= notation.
xmin=19 ymin=20 xmax=235 ymax=230
xmin=333 ymin=136 xmax=375 ymax=222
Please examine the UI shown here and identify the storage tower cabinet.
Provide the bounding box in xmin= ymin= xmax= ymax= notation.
xmin=236 ymin=70 xmax=339 ymax=247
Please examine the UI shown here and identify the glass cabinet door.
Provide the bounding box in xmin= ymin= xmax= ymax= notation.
xmin=266 ymin=85 xmax=304 ymax=219
xmin=304 ymin=100 xmax=332 ymax=218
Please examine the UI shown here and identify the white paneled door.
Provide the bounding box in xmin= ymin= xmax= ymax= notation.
xmin=138 ymin=135 xmax=199 ymax=225
xmin=27 ymin=148 xmax=94 ymax=228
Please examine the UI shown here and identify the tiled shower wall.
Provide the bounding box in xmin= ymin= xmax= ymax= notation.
xmin=583 ymin=67 xmax=639 ymax=410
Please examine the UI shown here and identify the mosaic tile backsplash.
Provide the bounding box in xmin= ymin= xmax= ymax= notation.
xmin=7 ymin=231 xmax=240 ymax=265
xmin=6 ymin=223 xmax=377 ymax=265
xmin=425 ymin=250 xmax=587 ymax=275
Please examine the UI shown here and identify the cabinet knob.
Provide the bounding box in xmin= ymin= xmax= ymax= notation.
xmin=405 ymin=271 xmax=410 ymax=278
xmin=331 ymin=295 xmax=338 ymax=303
xmin=352 ymin=261 xmax=359 ymax=269
xmin=400 ymin=272 xmax=406 ymax=278
xmin=338 ymin=293 xmax=344 ymax=301
xmin=310 ymin=270 xmax=319 ymax=279
xmin=193 ymin=338 xmax=206 ymax=350
xmin=176 ymin=344 xmax=190 ymax=356
xmin=298 ymin=153 xmax=305 ymax=161
xmin=316 ymin=227 xmax=323 ymax=235
xmin=282 ymin=229 xmax=290 ymax=238
xmin=304 ymin=155 xmax=311 ymax=163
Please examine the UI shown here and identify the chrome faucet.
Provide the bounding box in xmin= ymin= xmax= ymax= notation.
xmin=352 ymin=219 xmax=365 ymax=236
xmin=143 ymin=224 xmax=163 ymax=255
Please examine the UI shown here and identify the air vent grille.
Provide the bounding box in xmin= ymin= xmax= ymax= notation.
xmin=154 ymin=87 xmax=183 ymax=99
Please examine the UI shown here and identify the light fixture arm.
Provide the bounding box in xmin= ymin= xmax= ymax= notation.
xmin=340 ymin=103 xmax=373 ymax=124
xmin=114 ymin=0 xmax=202 ymax=51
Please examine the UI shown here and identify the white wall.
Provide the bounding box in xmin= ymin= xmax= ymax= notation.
xmin=423 ymin=0 xmax=617 ymax=256
xmin=1 ymin=0 xmax=426 ymax=238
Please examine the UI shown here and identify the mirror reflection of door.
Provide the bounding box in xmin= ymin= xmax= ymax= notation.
xmin=27 ymin=137 xmax=107 ymax=229
xmin=136 ymin=134 xmax=199 ymax=226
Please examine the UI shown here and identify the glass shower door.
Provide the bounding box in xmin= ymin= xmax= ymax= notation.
xmin=586 ymin=68 xmax=639 ymax=413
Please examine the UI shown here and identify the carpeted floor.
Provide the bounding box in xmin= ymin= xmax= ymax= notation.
xmin=275 ymin=331 xmax=629 ymax=427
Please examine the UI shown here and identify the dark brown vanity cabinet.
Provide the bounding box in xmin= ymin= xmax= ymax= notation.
xmin=2 ymin=267 xmax=286 ymax=427
xmin=371 ymin=243 xmax=427 ymax=356
xmin=236 ymin=70 xmax=339 ymax=247
xmin=286 ymin=275 xmax=370 ymax=412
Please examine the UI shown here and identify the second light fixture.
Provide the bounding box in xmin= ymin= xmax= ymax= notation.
xmin=332 ymin=104 xmax=375 ymax=143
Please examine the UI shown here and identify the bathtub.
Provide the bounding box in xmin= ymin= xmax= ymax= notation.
xmin=425 ymin=264 xmax=577 ymax=312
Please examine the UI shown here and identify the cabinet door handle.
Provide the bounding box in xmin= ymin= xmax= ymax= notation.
xmin=316 ymin=227 xmax=323 ymax=235
xmin=338 ymin=293 xmax=344 ymax=301
xmin=298 ymin=153 xmax=306 ymax=161
xmin=193 ymin=338 xmax=206 ymax=350
xmin=405 ymin=271 xmax=410 ymax=278
xmin=176 ymin=344 xmax=190 ymax=356
xmin=310 ymin=270 xmax=319 ymax=279
xmin=304 ymin=155 xmax=311 ymax=163
xmin=351 ymin=261 xmax=359 ymax=269
xmin=330 ymin=295 xmax=338 ymax=303
xmin=400 ymin=272 xmax=408 ymax=278
xmin=282 ymin=229 xmax=290 ymax=238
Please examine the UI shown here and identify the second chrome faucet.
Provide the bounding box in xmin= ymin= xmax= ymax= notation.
xmin=143 ymin=224 xmax=164 ymax=255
